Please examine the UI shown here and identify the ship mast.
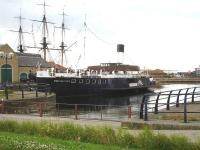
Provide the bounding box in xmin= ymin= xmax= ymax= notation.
xmin=31 ymin=0 xmax=54 ymax=61
xmin=10 ymin=9 xmax=29 ymax=53
xmin=55 ymin=8 xmax=68 ymax=66
xmin=83 ymin=15 xmax=87 ymax=68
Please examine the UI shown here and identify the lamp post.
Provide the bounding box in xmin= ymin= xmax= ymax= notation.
xmin=0 ymin=52 xmax=14 ymax=100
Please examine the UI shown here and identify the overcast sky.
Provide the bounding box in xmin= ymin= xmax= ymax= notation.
xmin=1 ymin=0 xmax=200 ymax=71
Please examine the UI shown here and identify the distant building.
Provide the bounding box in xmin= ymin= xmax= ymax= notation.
xmin=0 ymin=44 xmax=50 ymax=83
xmin=195 ymin=67 xmax=200 ymax=77
xmin=148 ymin=69 xmax=167 ymax=78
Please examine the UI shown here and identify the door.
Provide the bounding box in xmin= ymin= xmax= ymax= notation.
xmin=1 ymin=64 xmax=12 ymax=83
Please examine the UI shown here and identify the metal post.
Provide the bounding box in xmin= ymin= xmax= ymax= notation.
xmin=128 ymin=105 xmax=132 ymax=119
xmin=75 ymin=104 xmax=78 ymax=120
xmin=57 ymin=103 xmax=60 ymax=117
xmin=192 ymin=87 xmax=196 ymax=103
xmin=176 ymin=89 xmax=182 ymax=107
xmin=36 ymin=88 xmax=38 ymax=97
xmin=144 ymin=96 xmax=148 ymax=121
xmin=100 ymin=105 xmax=103 ymax=120
xmin=38 ymin=102 xmax=43 ymax=117
xmin=0 ymin=101 xmax=4 ymax=113
xmin=184 ymin=88 xmax=189 ymax=123
xmin=155 ymin=92 xmax=160 ymax=114
xmin=140 ymin=96 xmax=145 ymax=119
xmin=5 ymin=56 xmax=8 ymax=100
xmin=167 ymin=91 xmax=173 ymax=110
xmin=45 ymin=87 xmax=47 ymax=96
xmin=22 ymin=89 xmax=24 ymax=99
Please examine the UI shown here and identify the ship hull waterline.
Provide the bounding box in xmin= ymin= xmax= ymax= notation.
xmin=37 ymin=76 xmax=153 ymax=104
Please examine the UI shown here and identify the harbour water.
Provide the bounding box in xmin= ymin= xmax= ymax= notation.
xmin=57 ymin=83 xmax=200 ymax=120
xmin=64 ymin=83 xmax=200 ymax=106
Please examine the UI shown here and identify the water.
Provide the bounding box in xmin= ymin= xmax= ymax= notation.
xmin=53 ymin=83 xmax=200 ymax=120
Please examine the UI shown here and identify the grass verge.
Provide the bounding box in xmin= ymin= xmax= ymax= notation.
xmin=0 ymin=131 xmax=139 ymax=150
xmin=0 ymin=120 xmax=199 ymax=150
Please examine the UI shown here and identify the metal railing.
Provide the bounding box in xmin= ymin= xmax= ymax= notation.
xmin=0 ymin=101 xmax=137 ymax=121
xmin=0 ymin=83 xmax=51 ymax=100
xmin=140 ymin=87 xmax=200 ymax=123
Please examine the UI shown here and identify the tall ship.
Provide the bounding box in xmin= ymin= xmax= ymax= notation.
xmin=37 ymin=44 xmax=155 ymax=103
xmin=14 ymin=1 xmax=155 ymax=103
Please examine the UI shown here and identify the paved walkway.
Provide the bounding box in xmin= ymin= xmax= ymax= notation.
xmin=0 ymin=114 xmax=200 ymax=142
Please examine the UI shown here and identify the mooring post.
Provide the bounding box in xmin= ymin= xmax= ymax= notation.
xmin=167 ymin=91 xmax=173 ymax=110
xmin=128 ymin=105 xmax=132 ymax=119
xmin=176 ymin=89 xmax=182 ymax=107
xmin=144 ymin=96 xmax=148 ymax=121
xmin=75 ymin=104 xmax=78 ymax=120
xmin=192 ymin=87 xmax=196 ymax=103
xmin=184 ymin=88 xmax=189 ymax=123
xmin=155 ymin=92 xmax=161 ymax=114
xmin=140 ymin=96 xmax=145 ymax=119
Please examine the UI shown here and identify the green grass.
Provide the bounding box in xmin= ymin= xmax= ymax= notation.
xmin=0 ymin=132 xmax=138 ymax=150
xmin=0 ymin=120 xmax=200 ymax=150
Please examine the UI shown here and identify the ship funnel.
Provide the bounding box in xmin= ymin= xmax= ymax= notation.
xmin=117 ymin=44 xmax=124 ymax=63
xmin=117 ymin=44 xmax=124 ymax=53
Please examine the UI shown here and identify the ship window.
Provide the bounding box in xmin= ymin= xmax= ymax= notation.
xmin=66 ymin=80 xmax=70 ymax=83
xmin=104 ymin=79 xmax=107 ymax=84
xmin=98 ymin=79 xmax=101 ymax=84
xmin=71 ymin=79 xmax=76 ymax=83
xmin=86 ymin=79 xmax=90 ymax=84
xmin=92 ymin=79 xmax=96 ymax=84
xmin=79 ymin=79 xmax=83 ymax=83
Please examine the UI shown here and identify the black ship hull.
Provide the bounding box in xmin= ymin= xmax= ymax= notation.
xmin=37 ymin=76 xmax=153 ymax=104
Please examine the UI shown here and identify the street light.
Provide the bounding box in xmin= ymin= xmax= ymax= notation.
xmin=0 ymin=52 xmax=14 ymax=99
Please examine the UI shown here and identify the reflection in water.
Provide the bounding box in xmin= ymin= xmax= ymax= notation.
xmin=57 ymin=94 xmax=131 ymax=106
xmin=57 ymin=84 xmax=200 ymax=106
xmin=55 ymin=84 xmax=200 ymax=120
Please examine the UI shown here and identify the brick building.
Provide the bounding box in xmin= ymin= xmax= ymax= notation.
xmin=0 ymin=44 xmax=50 ymax=83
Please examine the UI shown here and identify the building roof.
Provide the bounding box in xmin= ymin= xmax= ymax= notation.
xmin=0 ymin=44 xmax=52 ymax=68
xmin=15 ymin=52 xmax=50 ymax=68
xmin=0 ymin=44 xmax=15 ymax=53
